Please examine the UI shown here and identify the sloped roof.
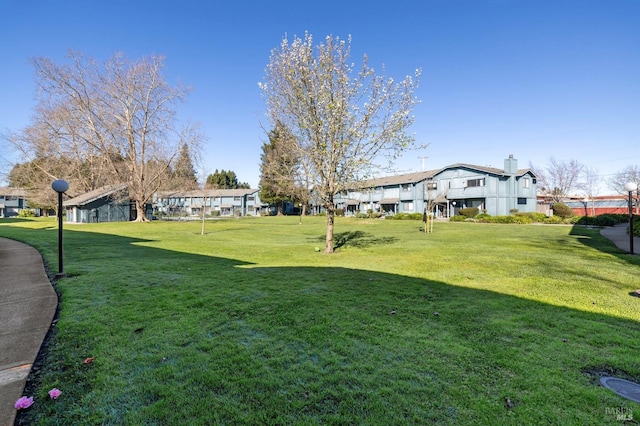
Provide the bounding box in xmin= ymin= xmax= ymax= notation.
xmin=156 ymin=188 xmax=259 ymax=198
xmin=436 ymin=163 xmax=534 ymax=177
xmin=0 ymin=187 xmax=28 ymax=197
xmin=361 ymin=170 xmax=437 ymax=188
xmin=63 ymin=184 xmax=128 ymax=207
xmin=358 ymin=163 xmax=534 ymax=188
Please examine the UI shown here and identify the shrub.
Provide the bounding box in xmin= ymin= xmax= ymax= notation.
xmin=543 ymin=215 xmax=563 ymax=224
xmin=459 ymin=207 xmax=479 ymax=218
xmin=509 ymin=209 xmax=519 ymax=215
xmin=17 ymin=209 xmax=36 ymax=218
xmin=387 ymin=212 xmax=423 ymax=220
xmin=516 ymin=212 xmax=547 ymax=222
xmin=552 ymin=203 xmax=573 ymax=219
xmin=565 ymin=215 xmax=581 ymax=224
xmin=335 ymin=208 xmax=345 ymax=217
xmin=478 ymin=215 xmax=532 ymax=224
xmin=449 ymin=215 xmax=467 ymax=222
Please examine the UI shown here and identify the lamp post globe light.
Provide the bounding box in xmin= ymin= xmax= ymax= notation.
xmin=623 ymin=181 xmax=637 ymax=255
xmin=51 ymin=179 xmax=69 ymax=277
xmin=582 ymin=197 xmax=589 ymax=227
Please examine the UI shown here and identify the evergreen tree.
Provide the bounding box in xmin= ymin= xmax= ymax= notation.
xmin=206 ymin=169 xmax=249 ymax=189
xmin=173 ymin=143 xmax=198 ymax=189
xmin=258 ymin=122 xmax=298 ymax=215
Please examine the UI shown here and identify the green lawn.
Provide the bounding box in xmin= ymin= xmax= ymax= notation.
xmin=2 ymin=216 xmax=639 ymax=425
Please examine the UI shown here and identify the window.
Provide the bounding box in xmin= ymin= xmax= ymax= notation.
xmin=401 ymin=184 xmax=412 ymax=192
xmin=402 ymin=201 xmax=414 ymax=211
xmin=426 ymin=182 xmax=437 ymax=190
xmin=234 ymin=196 xmax=241 ymax=201
xmin=517 ymin=198 xmax=527 ymax=205
xmin=523 ymin=178 xmax=530 ymax=189
xmin=466 ymin=178 xmax=485 ymax=187
xmin=248 ymin=196 xmax=255 ymax=201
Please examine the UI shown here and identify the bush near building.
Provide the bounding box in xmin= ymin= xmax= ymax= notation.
xmin=551 ymin=202 xmax=574 ymax=218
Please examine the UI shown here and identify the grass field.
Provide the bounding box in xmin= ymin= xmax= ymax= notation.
xmin=2 ymin=216 xmax=639 ymax=425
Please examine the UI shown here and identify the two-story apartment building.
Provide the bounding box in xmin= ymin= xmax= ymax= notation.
xmin=154 ymin=189 xmax=264 ymax=217
xmin=334 ymin=155 xmax=537 ymax=217
xmin=0 ymin=188 xmax=29 ymax=218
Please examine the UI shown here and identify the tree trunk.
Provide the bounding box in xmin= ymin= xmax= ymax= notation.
xmin=134 ymin=200 xmax=148 ymax=222
xmin=325 ymin=203 xmax=335 ymax=253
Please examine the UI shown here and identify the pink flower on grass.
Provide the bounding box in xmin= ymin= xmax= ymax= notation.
xmin=48 ymin=388 xmax=62 ymax=399
xmin=14 ymin=396 xmax=34 ymax=410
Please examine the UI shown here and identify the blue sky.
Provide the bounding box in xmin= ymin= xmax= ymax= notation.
xmin=1 ymin=0 xmax=638 ymax=193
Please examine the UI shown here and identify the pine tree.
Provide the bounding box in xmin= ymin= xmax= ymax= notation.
xmin=259 ymin=122 xmax=298 ymax=215
xmin=173 ymin=143 xmax=198 ymax=190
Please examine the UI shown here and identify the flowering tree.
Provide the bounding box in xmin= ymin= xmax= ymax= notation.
xmin=260 ymin=33 xmax=421 ymax=252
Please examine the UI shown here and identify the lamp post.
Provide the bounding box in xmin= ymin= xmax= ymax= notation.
xmin=582 ymin=197 xmax=589 ymax=227
xmin=624 ymin=182 xmax=637 ymax=254
xmin=299 ymin=203 xmax=302 ymax=225
xmin=51 ymin=179 xmax=69 ymax=277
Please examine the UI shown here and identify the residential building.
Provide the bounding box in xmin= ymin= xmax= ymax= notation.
xmin=63 ymin=184 xmax=145 ymax=223
xmin=154 ymin=189 xmax=264 ymax=217
xmin=333 ymin=155 xmax=537 ymax=217
xmin=0 ymin=188 xmax=28 ymax=218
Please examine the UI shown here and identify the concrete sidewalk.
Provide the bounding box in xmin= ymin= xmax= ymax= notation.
xmin=599 ymin=223 xmax=640 ymax=255
xmin=0 ymin=238 xmax=57 ymax=426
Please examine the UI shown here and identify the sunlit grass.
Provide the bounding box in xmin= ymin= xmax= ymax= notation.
xmin=2 ymin=216 xmax=639 ymax=425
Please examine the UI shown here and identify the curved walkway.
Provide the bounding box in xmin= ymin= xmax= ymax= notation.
xmin=0 ymin=225 xmax=636 ymax=424
xmin=0 ymin=238 xmax=57 ymax=426
xmin=599 ymin=223 xmax=640 ymax=254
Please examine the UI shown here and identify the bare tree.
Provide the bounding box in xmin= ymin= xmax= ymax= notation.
xmin=7 ymin=51 xmax=203 ymax=221
xmin=530 ymin=157 xmax=584 ymax=203
xmin=580 ymin=166 xmax=600 ymax=216
xmin=609 ymin=165 xmax=640 ymax=214
xmin=260 ymin=33 xmax=421 ymax=252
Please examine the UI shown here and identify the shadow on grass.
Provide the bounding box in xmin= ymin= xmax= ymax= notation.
xmin=569 ymin=225 xmax=640 ymax=266
xmin=313 ymin=230 xmax=398 ymax=250
xmin=2 ymin=225 xmax=639 ymax=425
xmin=0 ymin=217 xmax=30 ymax=223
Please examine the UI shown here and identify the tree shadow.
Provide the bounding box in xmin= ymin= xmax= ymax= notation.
xmin=569 ymin=225 xmax=640 ymax=266
xmin=0 ymin=217 xmax=30 ymax=223
xmin=312 ymin=230 xmax=398 ymax=250
xmin=2 ymin=224 xmax=639 ymax=424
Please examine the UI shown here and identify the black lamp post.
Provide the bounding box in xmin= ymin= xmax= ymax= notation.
xmin=52 ymin=179 xmax=69 ymax=277
xmin=623 ymin=181 xmax=637 ymax=255
xmin=582 ymin=197 xmax=589 ymax=227
xmin=299 ymin=203 xmax=302 ymax=225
